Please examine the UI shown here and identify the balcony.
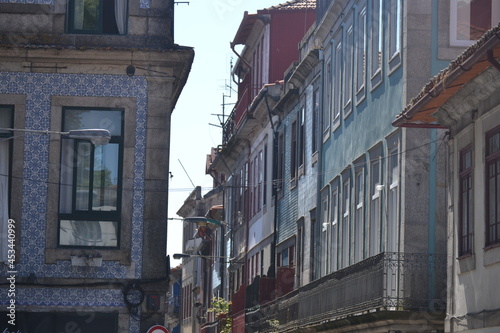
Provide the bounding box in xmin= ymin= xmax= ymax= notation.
xmin=246 ymin=252 xmax=446 ymax=332
xmin=223 ymin=86 xmax=250 ymax=145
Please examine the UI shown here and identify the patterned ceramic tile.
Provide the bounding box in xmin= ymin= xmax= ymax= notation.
xmin=0 ymin=72 xmax=148 ymax=332
xmin=0 ymin=0 xmax=150 ymax=9
xmin=0 ymin=0 xmax=53 ymax=3
xmin=10 ymin=287 xmax=126 ymax=307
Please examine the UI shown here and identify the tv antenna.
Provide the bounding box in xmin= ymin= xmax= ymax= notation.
xmin=210 ymin=58 xmax=237 ymax=144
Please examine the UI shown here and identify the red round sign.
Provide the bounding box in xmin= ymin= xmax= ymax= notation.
xmin=147 ymin=325 xmax=169 ymax=333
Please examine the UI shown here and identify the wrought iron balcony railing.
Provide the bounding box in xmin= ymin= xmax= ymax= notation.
xmin=246 ymin=252 xmax=446 ymax=332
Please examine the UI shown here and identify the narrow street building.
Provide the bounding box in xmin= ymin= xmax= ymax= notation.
xmin=0 ymin=0 xmax=193 ymax=331
xmin=394 ymin=25 xmax=500 ymax=333
xmin=206 ymin=1 xmax=497 ymax=333
xmin=176 ymin=186 xmax=224 ymax=333
xmin=207 ymin=1 xmax=316 ymax=331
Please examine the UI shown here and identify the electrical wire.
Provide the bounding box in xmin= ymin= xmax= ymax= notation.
xmin=0 ymin=135 xmax=443 ymax=193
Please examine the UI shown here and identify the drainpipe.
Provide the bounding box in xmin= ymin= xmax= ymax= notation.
xmin=428 ymin=128 xmax=438 ymax=302
xmin=231 ymin=41 xmax=252 ymax=86
xmin=264 ymin=90 xmax=278 ymax=279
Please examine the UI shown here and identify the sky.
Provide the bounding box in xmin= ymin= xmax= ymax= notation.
xmin=167 ymin=0 xmax=284 ymax=267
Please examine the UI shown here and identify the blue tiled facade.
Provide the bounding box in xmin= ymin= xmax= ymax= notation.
xmin=0 ymin=0 xmax=150 ymax=8
xmin=277 ymin=107 xmax=300 ymax=245
xmin=0 ymin=72 xmax=148 ymax=332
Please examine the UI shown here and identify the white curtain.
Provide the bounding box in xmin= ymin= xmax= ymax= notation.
xmin=0 ymin=141 xmax=9 ymax=263
xmin=115 ymin=0 xmax=127 ymax=34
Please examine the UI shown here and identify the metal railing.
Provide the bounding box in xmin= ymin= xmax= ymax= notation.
xmin=246 ymin=252 xmax=446 ymax=332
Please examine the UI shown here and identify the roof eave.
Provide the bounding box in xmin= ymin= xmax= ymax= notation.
xmin=393 ymin=26 xmax=500 ymax=128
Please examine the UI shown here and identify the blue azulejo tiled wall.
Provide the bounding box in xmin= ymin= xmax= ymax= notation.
xmin=0 ymin=72 xmax=147 ymax=281
xmin=17 ymin=287 xmax=124 ymax=307
xmin=0 ymin=0 xmax=151 ymax=8
xmin=0 ymin=72 xmax=147 ymax=331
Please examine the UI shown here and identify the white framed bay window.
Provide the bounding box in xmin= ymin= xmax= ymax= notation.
xmin=58 ymin=107 xmax=123 ymax=248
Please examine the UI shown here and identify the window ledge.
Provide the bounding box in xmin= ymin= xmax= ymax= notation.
xmin=484 ymin=243 xmax=500 ymax=267
xmin=388 ymin=52 xmax=402 ymax=74
xmin=311 ymin=151 xmax=318 ymax=166
xmin=457 ymin=253 xmax=475 ymax=274
xmin=45 ymin=248 xmax=131 ymax=266
xmin=298 ymin=165 xmax=304 ymax=178
xmin=323 ymin=128 xmax=331 ymax=143
xmin=332 ymin=119 xmax=341 ymax=133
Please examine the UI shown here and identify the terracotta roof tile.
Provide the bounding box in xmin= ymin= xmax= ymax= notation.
xmin=264 ymin=0 xmax=316 ymax=10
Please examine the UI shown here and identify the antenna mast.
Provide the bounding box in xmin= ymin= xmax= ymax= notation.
xmin=209 ymin=58 xmax=237 ymax=144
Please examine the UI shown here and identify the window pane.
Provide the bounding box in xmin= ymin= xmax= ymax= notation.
xmin=355 ymin=171 xmax=364 ymax=262
xmin=344 ymin=24 xmax=353 ymax=111
xmin=282 ymin=248 xmax=289 ymax=266
xmin=64 ymin=109 xmax=122 ymax=136
xmin=389 ymin=0 xmax=401 ymax=57
xmin=59 ymin=139 xmax=75 ymax=214
xmin=370 ymin=159 xmax=381 ymax=256
xmin=371 ymin=0 xmax=382 ymax=76
xmin=324 ymin=60 xmax=332 ymax=132
xmin=331 ymin=189 xmax=338 ymax=271
xmin=341 ymin=180 xmax=350 ymax=267
xmin=93 ymin=143 xmax=119 ymax=211
xmin=333 ymin=42 xmax=342 ymax=122
xmin=0 ymin=106 xmax=12 ymax=135
xmin=456 ymin=0 xmax=491 ymax=41
xmin=489 ymin=132 xmax=500 ymax=155
xmin=356 ymin=6 xmax=366 ymax=93
xmin=459 ymin=148 xmax=473 ymax=255
xmin=370 ymin=197 xmax=380 ymax=255
xmin=73 ymin=0 xmax=100 ymax=31
xmin=59 ymin=220 xmax=118 ymax=247
xmin=388 ymin=148 xmax=399 ymax=252
xmin=313 ymin=89 xmax=319 ymax=152
xmin=75 ymin=141 xmax=92 ymax=211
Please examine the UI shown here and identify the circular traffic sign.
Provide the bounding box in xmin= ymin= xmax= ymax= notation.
xmin=147 ymin=325 xmax=169 ymax=333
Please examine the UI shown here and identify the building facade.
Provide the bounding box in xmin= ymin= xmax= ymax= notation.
xmin=165 ymin=265 xmax=182 ymax=333
xmin=206 ymin=1 xmax=497 ymax=333
xmin=274 ymin=1 xmax=451 ymax=330
xmin=207 ymin=1 xmax=316 ymax=332
xmin=176 ymin=186 xmax=224 ymax=333
xmin=394 ymin=25 xmax=500 ymax=333
xmin=0 ymin=0 xmax=193 ymax=331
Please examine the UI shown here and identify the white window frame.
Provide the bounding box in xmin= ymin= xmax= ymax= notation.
xmin=333 ymin=37 xmax=342 ymax=131
xmin=369 ymin=156 xmax=382 ymax=256
xmin=354 ymin=167 xmax=364 ymax=263
xmin=388 ymin=0 xmax=402 ymax=73
xmin=343 ymin=15 xmax=354 ymax=118
xmin=387 ymin=144 xmax=400 ymax=253
xmin=341 ymin=178 xmax=350 ymax=268
xmin=370 ymin=0 xmax=383 ymax=90
xmin=330 ymin=185 xmax=339 ymax=272
xmin=323 ymin=57 xmax=332 ymax=138
xmin=321 ymin=192 xmax=330 ymax=276
xmin=355 ymin=3 xmax=367 ymax=103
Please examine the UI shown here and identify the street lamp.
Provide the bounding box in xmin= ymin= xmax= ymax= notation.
xmin=0 ymin=128 xmax=111 ymax=145
xmin=167 ymin=216 xmax=224 ymax=226
xmin=172 ymin=253 xmax=241 ymax=263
